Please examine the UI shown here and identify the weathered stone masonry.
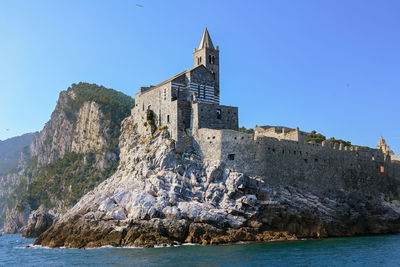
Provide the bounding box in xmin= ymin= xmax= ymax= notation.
xmin=131 ymin=28 xmax=400 ymax=190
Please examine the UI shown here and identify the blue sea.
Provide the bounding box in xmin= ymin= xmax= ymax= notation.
xmin=1 ymin=234 xmax=400 ymax=266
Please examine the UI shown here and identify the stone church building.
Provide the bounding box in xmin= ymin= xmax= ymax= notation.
xmin=133 ymin=28 xmax=238 ymax=150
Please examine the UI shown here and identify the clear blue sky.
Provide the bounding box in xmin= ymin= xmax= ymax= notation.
xmin=0 ymin=0 xmax=399 ymax=153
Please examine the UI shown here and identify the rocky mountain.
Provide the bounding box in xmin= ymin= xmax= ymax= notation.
xmin=0 ymin=82 xmax=134 ymax=233
xmin=0 ymin=133 xmax=35 ymax=176
xmin=36 ymin=109 xmax=400 ymax=248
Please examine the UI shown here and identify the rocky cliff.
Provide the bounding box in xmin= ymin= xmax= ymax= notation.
xmin=0 ymin=82 xmax=134 ymax=234
xmin=35 ymin=112 xmax=400 ymax=248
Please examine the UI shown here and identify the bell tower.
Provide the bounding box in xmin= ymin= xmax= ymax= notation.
xmin=193 ymin=28 xmax=220 ymax=95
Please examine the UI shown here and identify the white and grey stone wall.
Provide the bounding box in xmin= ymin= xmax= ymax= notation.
xmin=255 ymin=126 xmax=308 ymax=142
xmin=192 ymin=103 xmax=238 ymax=134
xmin=194 ymin=128 xmax=397 ymax=194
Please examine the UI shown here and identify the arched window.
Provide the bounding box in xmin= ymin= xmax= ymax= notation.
xmin=212 ymin=56 xmax=215 ymax=64
xmin=209 ymin=55 xmax=212 ymax=64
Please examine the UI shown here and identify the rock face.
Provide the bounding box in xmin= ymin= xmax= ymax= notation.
xmin=23 ymin=205 xmax=55 ymax=238
xmin=0 ymin=82 xmax=134 ymax=233
xmin=35 ymin=114 xmax=400 ymax=248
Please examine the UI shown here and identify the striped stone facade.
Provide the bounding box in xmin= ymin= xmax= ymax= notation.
xmin=131 ymin=28 xmax=238 ymax=151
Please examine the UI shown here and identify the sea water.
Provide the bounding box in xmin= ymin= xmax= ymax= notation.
xmin=1 ymin=234 xmax=400 ymax=266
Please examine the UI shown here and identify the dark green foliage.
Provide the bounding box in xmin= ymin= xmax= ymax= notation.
xmin=239 ymin=126 xmax=254 ymax=134
xmin=63 ymin=82 xmax=134 ymax=154
xmin=7 ymin=83 xmax=133 ymax=216
xmin=304 ymin=130 xmax=326 ymax=143
xmin=304 ymin=130 xmax=352 ymax=147
xmin=19 ymin=152 xmax=119 ymax=211
xmin=327 ymin=137 xmax=352 ymax=147
xmin=146 ymin=110 xmax=154 ymax=122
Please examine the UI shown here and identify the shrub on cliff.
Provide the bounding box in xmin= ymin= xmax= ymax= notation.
xmin=327 ymin=137 xmax=352 ymax=147
xmin=8 ymin=83 xmax=134 ymax=220
xmin=19 ymin=152 xmax=118 ymax=211
xmin=239 ymin=126 xmax=254 ymax=134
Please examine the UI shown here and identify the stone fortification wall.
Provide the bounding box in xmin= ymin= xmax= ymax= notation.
xmin=255 ymin=125 xmax=308 ymax=142
xmin=192 ymin=103 xmax=238 ymax=133
xmin=195 ymin=128 xmax=396 ymax=195
xmin=392 ymin=154 xmax=400 ymax=162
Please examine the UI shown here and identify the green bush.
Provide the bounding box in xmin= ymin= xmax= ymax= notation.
xmin=304 ymin=130 xmax=326 ymax=143
xmin=239 ymin=126 xmax=254 ymax=134
xmin=18 ymin=152 xmax=119 ymax=211
xmin=327 ymin=137 xmax=352 ymax=147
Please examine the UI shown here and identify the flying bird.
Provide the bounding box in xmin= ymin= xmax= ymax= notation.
xmin=136 ymin=4 xmax=144 ymax=7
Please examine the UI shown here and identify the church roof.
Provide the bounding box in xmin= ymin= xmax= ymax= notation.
xmin=154 ymin=65 xmax=210 ymax=88
xmin=198 ymin=28 xmax=215 ymax=50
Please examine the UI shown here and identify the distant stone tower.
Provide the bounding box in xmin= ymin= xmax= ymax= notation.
xmin=193 ymin=28 xmax=220 ymax=96
xmin=377 ymin=136 xmax=394 ymax=156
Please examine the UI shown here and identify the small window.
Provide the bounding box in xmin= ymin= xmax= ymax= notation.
xmin=216 ymin=108 xmax=222 ymax=119
xmin=142 ymin=103 xmax=144 ymax=111
xmin=209 ymin=55 xmax=212 ymax=64
xmin=203 ymin=86 xmax=206 ymax=98
xmin=198 ymin=85 xmax=200 ymax=98
xmin=380 ymin=164 xmax=385 ymax=173
xmin=167 ymin=115 xmax=170 ymax=123
xmin=228 ymin=154 xmax=235 ymax=160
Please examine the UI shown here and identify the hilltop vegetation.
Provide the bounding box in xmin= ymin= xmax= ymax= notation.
xmin=304 ymin=130 xmax=352 ymax=147
xmin=239 ymin=126 xmax=254 ymax=134
xmin=0 ymin=82 xmax=135 ymax=232
xmin=19 ymin=152 xmax=118 ymax=211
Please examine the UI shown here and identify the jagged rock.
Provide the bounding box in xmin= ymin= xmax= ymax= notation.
xmin=0 ymin=83 xmax=134 ymax=233
xmin=23 ymin=205 xmax=55 ymax=238
xmin=34 ymin=117 xmax=400 ymax=248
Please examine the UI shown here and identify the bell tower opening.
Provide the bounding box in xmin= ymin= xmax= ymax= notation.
xmin=193 ymin=27 xmax=220 ymax=96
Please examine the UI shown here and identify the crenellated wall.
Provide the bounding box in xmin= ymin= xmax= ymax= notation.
xmin=255 ymin=125 xmax=308 ymax=142
xmin=194 ymin=128 xmax=397 ymax=195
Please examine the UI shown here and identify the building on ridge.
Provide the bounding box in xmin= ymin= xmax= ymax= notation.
xmin=131 ymin=28 xmax=400 ymax=186
xmin=133 ymin=28 xmax=238 ymax=151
